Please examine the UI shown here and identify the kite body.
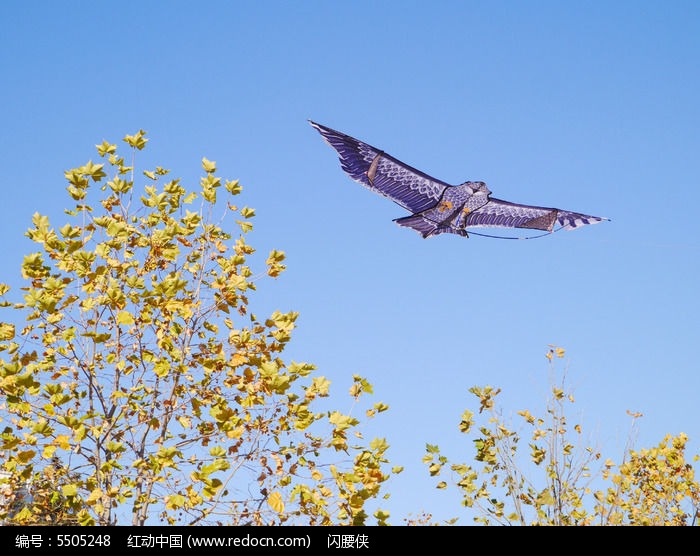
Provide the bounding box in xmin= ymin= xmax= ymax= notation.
xmin=309 ymin=120 xmax=607 ymax=238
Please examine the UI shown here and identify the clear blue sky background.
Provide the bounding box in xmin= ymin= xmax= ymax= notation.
xmin=1 ymin=1 xmax=699 ymax=523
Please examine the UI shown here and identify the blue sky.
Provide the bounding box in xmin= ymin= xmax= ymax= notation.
xmin=1 ymin=1 xmax=699 ymax=523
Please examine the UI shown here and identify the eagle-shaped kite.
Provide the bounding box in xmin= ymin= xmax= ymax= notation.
xmin=309 ymin=120 xmax=607 ymax=239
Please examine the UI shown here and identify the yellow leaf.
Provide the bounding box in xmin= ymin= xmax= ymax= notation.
xmin=42 ymin=445 xmax=57 ymax=459
xmin=116 ymin=311 xmax=134 ymax=326
xmin=310 ymin=376 xmax=331 ymax=396
xmin=0 ymin=322 xmax=15 ymax=341
xmin=87 ymin=488 xmax=103 ymax=503
xmin=429 ymin=463 xmax=442 ymax=476
xmin=202 ymin=157 xmax=217 ymax=173
xmin=166 ymin=494 xmax=186 ymax=510
xmin=536 ymin=489 xmax=555 ymax=505
xmin=17 ymin=450 xmax=36 ymax=463
xmin=230 ymin=353 xmax=248 ymax=367
xmin=311 ymin=469 xmax=323 ymax=481
xmin=227 ymin=426 xmax=245 ymax=439
xmin=370 ymin=437 xmax=389 ymax=452
xmin=374 ymin=509 xmax=390 ymax=521
xmin=267 ymin=491 xmax=285 ymax=514
xmin=62 ymin=484 xmax=78 ymax=497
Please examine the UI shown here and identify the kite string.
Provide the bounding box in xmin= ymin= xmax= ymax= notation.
xmin=416 ymin=204 xmax=565 ymax=240
xmin=418 ymin=209 xmax=563 ymax=240
xmin=418 ymin=210 xmax=563 ymax=240
xmin=467 ymin=228 xmax=561 ymax=240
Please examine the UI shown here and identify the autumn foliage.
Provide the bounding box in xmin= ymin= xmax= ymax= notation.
xmin=0 ymin=131 xmax=394 ymax=525
xmin=424 ymin=347 xmax=700 ymax=525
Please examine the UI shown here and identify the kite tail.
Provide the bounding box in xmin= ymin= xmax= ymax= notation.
xmin=393 ymin=214 xmax=467 ymax=239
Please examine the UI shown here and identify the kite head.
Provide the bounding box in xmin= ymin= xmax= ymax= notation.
xmin=466 ymin=181 xmax=491 ymax=196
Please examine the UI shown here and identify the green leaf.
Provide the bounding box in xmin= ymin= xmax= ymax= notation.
xmin=209 ymin=446 xmax=226 ymax=457
xmin=154 ymin=359 xmax=170 ymax=377
xmin=32 ymin=420 xmax=52 ymax=435
xmin=77 ymin=510 xmax=96 ymax=526
xmin=374 ymin=509 xmax=390 ymax=524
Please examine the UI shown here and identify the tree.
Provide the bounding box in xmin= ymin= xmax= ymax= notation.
xmin=423 ymin=347 xmax=700 ymax=525
xmin=0 ymin=131 xmax=395 ymax=526
xmin=0 ymin=457 xmax=82 ymax=525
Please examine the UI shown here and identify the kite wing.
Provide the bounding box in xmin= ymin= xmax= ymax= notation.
xmin=466 ymin=197 xmax=607 ymax=232
xmin=309 ymin=120 xmax=449 ymax=213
